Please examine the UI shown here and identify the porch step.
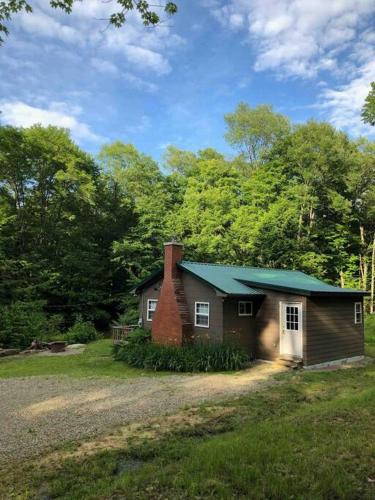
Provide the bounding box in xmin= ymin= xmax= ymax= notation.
xmin=277 ymin=356 xmax=303 ymax=369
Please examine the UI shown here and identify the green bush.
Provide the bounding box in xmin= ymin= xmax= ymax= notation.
xmin=65 ymin=317 xmax=100 ymax=344
xmin=125 ymin=328 xmax=151 ymax=345
xmin=114 ymin=295 xmax=140 ymax=325
xmin=113 ymin=342 xmax=249 ymax=372
xmin=0 ymin=301 xmax=50 ymax=349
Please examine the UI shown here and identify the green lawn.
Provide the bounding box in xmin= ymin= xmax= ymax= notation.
xmin=365 ymin=313 xmax=375 ymax=357
xmin=1 ymin=320 xmax=375 ymax=499
xmin=0 ymin=339 xmax=152 ymax=379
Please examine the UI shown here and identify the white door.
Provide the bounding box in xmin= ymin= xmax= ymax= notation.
xmin=280 ymin=302 xmax=303 ymax=358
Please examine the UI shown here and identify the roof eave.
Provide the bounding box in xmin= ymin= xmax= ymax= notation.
xmin=131 ymin=268 xmax=163 ymax=294
xmin=177 ymin=263 xmax=229 ymax=294
xmin=237 ymin=280 xmax=369 ymax=297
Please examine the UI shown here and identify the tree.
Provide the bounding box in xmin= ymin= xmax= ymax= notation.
xmin=98 ymin=141 xmax=172 ymax=282
xmin=0 ymin=0 xmax=178 ymax=45
xmin=224 ymin=103 xmax=291 ymax=165
xmin=170 ymin=155 xmax=241 ymax=263
xmin=0 ymin=125 xmax=131 ymax=326
xmin=362 ymin=82 xmax=375 ymax=126
xmin=346 ymin=139 xmax=375 ymax=310
xmin=266 ymin=121 xmax=359 ymax=283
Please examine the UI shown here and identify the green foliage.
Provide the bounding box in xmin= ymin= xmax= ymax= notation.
xmin=0 ymin=1 xmax=178 ymax=45
xmin=114 ymin=295 xmax=140 ymax=325
xmin=123 ymin=328 xmax=151 ymax=346
xmin=361 ymin=81 xmax=375 ymax=126
xmin=1 ymin=104 xmax=375 ymax=349
xmin=113 ymin=342 xmax=249 ymax=372
xmin=100 ymin=141 xmax=172 ymax=283
xmin=65 ymin=317 xmax=101 ymax=344
xmin=0 ymin=125 xmax=130 ymax=327
xmin=224 ymin=103 xmax=291 ymax=164
xmin=170 ymin=156 xmax=241 ymax=262
xmin=0 ymin=300 xmax=49 ymax=349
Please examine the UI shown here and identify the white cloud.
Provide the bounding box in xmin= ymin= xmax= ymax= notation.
xmin=208 ymin=0 xmax=375 ymax=136
xmin=90 ymin=58 xmax=158 ymax=91
xmin=209 ymin=0 xmax=375 ymax=78
xmin=14 ymin=0 xmax=183 ymax=75
xmin=17 ymin=7 xmax=83 ymax=44
xmin=318 ymin=60 xmax=375 ymax=137
xmin=122 ymin=45 xmax=171 ymax=75
xmin=0 ymin=101 xmax=103 ymax=143
xmin=90 ymin=58 xmax=119 ymax=75
xmin=122 ymin=73 xmax=158 ymax=93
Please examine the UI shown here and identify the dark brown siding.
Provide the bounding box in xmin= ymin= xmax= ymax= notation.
xmin=255 ymin=291 xmax=306 ymax=361
xmin=182 ymin=273 xmax=223 ymax=344
xmin=305 ymin=297 xmax=364 ymax=366
xmin=223 ymin=299 xmax=257 ymax=356
xmin=139 ymin=279 xmax=162 ymax=330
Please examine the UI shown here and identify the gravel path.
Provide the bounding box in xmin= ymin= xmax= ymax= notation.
xmin=0 ymin=362 xmax=285 ymax=464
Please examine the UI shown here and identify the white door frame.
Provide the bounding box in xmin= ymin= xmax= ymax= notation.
xmin=279 ymin=301 xmax=303 ymax=358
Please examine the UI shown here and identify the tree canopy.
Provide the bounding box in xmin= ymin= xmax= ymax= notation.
xmin=0 ymin=103 xmax=374 ymax=342
xmin=0 ymin=0 xmax=178 ymax=44
xmin=362 ymin=82 xmax=375 ymax=126
xmin=224 ymin=103 xmax=291 ymax=165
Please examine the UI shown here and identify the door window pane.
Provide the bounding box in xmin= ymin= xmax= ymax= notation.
xmin=286 ymin=306 xmax=299 ymax=331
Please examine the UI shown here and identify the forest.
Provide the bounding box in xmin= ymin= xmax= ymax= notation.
xmin=0 ymin=103 xmax=374 ymax=345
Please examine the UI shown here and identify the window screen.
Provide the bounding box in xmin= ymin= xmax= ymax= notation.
xmin=147 ymin=299 xmax=158 ymax=321
xmin=354 ymin=302 xmax=362 ymax=324
xmin=195 ymin=302 xmax=209 ymax=327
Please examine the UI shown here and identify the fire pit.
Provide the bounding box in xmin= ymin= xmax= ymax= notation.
xmin=49 ymin=341 xmax=66 ymax=353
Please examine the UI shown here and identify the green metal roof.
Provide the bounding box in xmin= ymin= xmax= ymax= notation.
xmin=178 ymin=261 xmax=368 ymax=297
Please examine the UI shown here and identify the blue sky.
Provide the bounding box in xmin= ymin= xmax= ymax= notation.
xmin=0 ymin=0 xmax=374 ymax=160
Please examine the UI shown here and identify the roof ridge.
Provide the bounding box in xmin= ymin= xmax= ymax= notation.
xmin=180 ymin=260 xmax=302 ymax=273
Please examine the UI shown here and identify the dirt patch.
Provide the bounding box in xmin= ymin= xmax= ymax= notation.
xmin=39 ymin=405 xmax=236 ymax=468
xmin=0 ymin=361 xmax=286 ymax=465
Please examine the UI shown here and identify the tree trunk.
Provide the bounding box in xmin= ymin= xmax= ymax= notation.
xmin=339 ymin=270 xmax=345 ymax=288
xmin=370 ymin=232 xmax=375 ymax=314
xmin=359 ymin=225 xmax=368 ymax=290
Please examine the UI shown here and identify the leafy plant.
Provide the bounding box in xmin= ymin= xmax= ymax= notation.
xmin=124 ymin=328 xmax=151 ymax=346
xmin=113 ymin=342 xmax=249 ymax=372
xmin=65 ymin=317 xmax=101 ymax=344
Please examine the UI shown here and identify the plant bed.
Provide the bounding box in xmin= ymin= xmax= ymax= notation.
xmin=113 ymin=342 xmax=250 ymax=372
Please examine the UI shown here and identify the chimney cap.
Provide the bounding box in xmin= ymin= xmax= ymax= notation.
xmin=164 ymin=241 xmax=183 ymax=246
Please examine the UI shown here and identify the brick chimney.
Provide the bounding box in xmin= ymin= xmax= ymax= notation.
xmin=151 ymin=242 xmax=192 ymax=346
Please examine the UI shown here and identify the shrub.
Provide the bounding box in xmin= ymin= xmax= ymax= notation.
xmin=65 ymin=317 xmax=100 ymax=344
xmin=113 ymin=342 xmax=249 ymax=372
xmin=114 ymin=295 xmax=140 ymax=325
xmin=0 ymin=301 xmax=50 ymax=349
xmin=125 ymin=328 xmax=151 ymax=345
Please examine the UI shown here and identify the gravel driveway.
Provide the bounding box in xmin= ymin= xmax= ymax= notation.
xmin=0 ymin=362 xmax=284 ymax=465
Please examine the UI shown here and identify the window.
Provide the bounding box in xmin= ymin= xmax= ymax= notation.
xmin=147 ymin=299 xmax=158 ymax=321
xmin=285 ymin=305 xmax=299 ymax=331
xmin=354 ymin=302 xmax=362 ymax=324
xmin=238 ymin=301 xmax=253 ymax=316
xmin=195 ymin=302 xmax=209 ymax=328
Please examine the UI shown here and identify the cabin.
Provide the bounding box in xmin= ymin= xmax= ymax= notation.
xmin=132 ymin=242 xmax=367 ymax=368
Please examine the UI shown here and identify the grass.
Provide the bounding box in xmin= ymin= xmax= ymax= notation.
xmin=365 ymin=313 xmax=375 ymax=357
xmin=0 ymin=319 xmax=374 ymax=498
xmin=0 ymin=339 xmax=156 ymax=379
